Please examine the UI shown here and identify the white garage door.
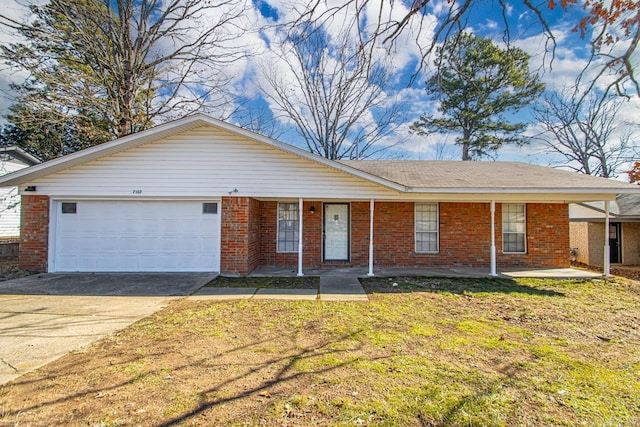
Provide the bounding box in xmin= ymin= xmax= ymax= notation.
xmin=51 ymin=200 xmax=221 ymax=272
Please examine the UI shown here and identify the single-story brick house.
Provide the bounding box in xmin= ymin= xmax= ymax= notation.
xmin=0 ymin=114 xmax=638 ymax=276
xmin=570 ymin=194 xmax=640 ymax=267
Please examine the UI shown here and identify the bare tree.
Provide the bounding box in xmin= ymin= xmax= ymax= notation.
xmin=533 ymin=91 xmax=639 ymax=178
xmin=0 ymin=0 xmax=247 ymax=159
xmin=260 ymin=26 xmax=404 ymax=160
xmin=290 ymin=1 xmax=639 ymax=98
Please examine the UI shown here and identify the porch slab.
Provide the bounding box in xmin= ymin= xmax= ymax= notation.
xmin=250 ymin=265 xmax=604 ymax=280
xmin=254 ymin=288 xmax=318 ymax=300
xmin=189 ymin=287 xmax=257 ymax=300
xmin=501 ymin=268 xmax=602 ymax=279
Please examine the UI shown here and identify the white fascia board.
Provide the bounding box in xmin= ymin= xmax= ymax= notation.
xmin=0 ymin=146 xmax=41 ymax=165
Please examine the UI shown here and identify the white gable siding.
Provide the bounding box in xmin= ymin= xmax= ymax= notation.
xmin=569 ymin=203 xmax=606 ymax=220
xmin=1 ymin=158 xmax=33 ymax=237
xmin=29 ymin=127 xmax=400 ymax=199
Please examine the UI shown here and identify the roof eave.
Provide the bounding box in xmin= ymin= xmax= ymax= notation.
xmin=406 ymin=187 xmax=640 ymax=195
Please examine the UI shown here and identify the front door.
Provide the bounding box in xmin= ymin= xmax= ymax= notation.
xmin=324 ymin=203 xmax=349 ymax=261
xmin=609 ymin=222 xmax=622 ymax=264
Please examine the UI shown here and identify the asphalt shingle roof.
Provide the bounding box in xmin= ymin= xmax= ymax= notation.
xmin=339 ymin=160 xmax=636 ymax=191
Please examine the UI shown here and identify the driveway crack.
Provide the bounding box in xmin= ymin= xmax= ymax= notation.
xmin=0 ymin=357 xmax=18 ymax=373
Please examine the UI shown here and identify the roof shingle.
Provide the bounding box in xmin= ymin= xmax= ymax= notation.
xmin=339 ymin=160 xmax=638 ymax=191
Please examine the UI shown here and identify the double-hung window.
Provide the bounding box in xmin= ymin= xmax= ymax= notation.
xmin=502 ymin=204 xmax=526 ymax=253
xmin=415 ymin=203 xmax=439 ymax=253
xmin=277 ymin=202 xmax=299 ymax=252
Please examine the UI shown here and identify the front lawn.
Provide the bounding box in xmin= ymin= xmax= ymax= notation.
xmin=206 ymin=275 xmax=319 ymax=289
xmin=1 ymin=276 xmax=639 ymax=426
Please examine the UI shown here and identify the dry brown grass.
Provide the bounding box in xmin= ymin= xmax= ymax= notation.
xmin=1 ymin=276 xmax=639 ymax=426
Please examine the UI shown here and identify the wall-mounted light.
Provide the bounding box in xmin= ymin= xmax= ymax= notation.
xmin=309 ymin=205 xmax=316 ymax=214
xmin=24 ymin=186 xmax=36 ymax=192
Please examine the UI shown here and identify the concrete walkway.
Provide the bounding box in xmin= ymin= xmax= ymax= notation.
xmin=190 ymin=278 xmax=368 ymax=302
xmin=191 ymin=265 xmax=604 ymax=302
xmin=319 ymin=275 xmax=368 ymax=301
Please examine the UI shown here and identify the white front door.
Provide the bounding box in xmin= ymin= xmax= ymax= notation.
xmin=51 ymin=200 xmax=221 ymax=272
xmin=324 ymin=203 xmax=349 ymax=261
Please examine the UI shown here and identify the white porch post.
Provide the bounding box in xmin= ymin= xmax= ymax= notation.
xmin=297 ymin=197 xmax=304 ymax=277
xmin=368 ymin=199 xmax=375 ymax=277
xmin=604 ymin=200 xmax=610 ymax=277
xmin=490 ymin=200 xmax=497 ymax=277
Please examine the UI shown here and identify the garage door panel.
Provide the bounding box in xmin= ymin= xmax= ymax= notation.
xmin=53 ymin=200 xmax=220 ymax=272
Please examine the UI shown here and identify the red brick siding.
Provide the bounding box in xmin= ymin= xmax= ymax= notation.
xmin=350 ymin=202 xmax=371 ymax=266
xmin=498 ymin=203 xmax=569 ymax=268
xmin=372 ymin=202 xmax=493 ymax=267
xmin=259 ymin=200 xmax=323 ymax=268
xmin=254 ymin=201 xmax=569 ymax=271
xmin=247 ymin=198 xmax=262 ymax=274
xmin=259 ymin=201 xmax=296 ymax=267
xmin=303 ymin=201 xmax=323 ymax=267
xmin=220 ymin=196 xmax=261 ymax=276
xmin=19 ymin=195 xmax=49 ymax=272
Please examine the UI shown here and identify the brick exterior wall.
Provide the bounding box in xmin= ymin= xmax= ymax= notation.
xmin=17 ymin=197 xmax=570 ymax=276
xmin=259 ymin=200 xmax=323 ymax=268
xmin=220 ymin=196 xmax=261 ymax=276
xmin=253 ymin=201 xmax=569 ymax=272
xmin=19 ymin=195 xmax=49 ymax=272
xmin=501 ymin=203 xmax=569 ymax=268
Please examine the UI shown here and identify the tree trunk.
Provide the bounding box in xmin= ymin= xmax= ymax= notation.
xmin=462 ymin=128 xmax=471 ymax=161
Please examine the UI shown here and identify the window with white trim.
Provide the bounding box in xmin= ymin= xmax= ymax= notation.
xmin=277 ymin=202 xmax=299 ymax=253
xmin=502 ymin=204 xmax=526 ymax=253
xmin=415 ymin=203 xmax=439 ymax=253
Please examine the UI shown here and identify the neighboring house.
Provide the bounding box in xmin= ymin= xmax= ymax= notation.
xmin=570 ymin=194 xmax=640 ymax=267
xmin=0 ymin=114 xmax=638 ymax=276
xmin=0 ymin=146 xmax=40 ymax=238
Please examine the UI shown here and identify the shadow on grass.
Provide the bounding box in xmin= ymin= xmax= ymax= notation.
xmin=0 ymin=329 xmax=378 ymax=426
xmin=361 ymin=277 xmax=565 ymax=297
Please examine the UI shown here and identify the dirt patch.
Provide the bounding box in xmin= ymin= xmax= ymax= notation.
xmin=0 ymin=277 xmax=639 ymax=426
xmin=571 ymin=260 xmax=640 ymax=281
xmin=0 ymin=258 xmax=34 ymax=282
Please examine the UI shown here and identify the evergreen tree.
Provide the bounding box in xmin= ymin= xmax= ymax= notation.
xmin=412 ymin=32 xmax=544 ymax=160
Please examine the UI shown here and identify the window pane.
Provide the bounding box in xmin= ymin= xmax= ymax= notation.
xmin=415 ymin=203 xmax=438 ymax=252
xmin=502 ymin=204 xmax=525 ymax=253
xmin=277 ymin=202 xmax=299 ymax=252
xmin=202 ymin=203 xmax=218 ymax=214
xmin=61 ymin=202 xmax=77 ymax=214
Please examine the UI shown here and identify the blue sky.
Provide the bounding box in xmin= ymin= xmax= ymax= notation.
xmin=242 ymin=0 xmax=639 ymax=169
xmin=0 ymin=0 xmax=638 ymax=176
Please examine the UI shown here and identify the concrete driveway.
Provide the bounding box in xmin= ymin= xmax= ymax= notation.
xmin=0 ymin=273 xmax=216 ymax=385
